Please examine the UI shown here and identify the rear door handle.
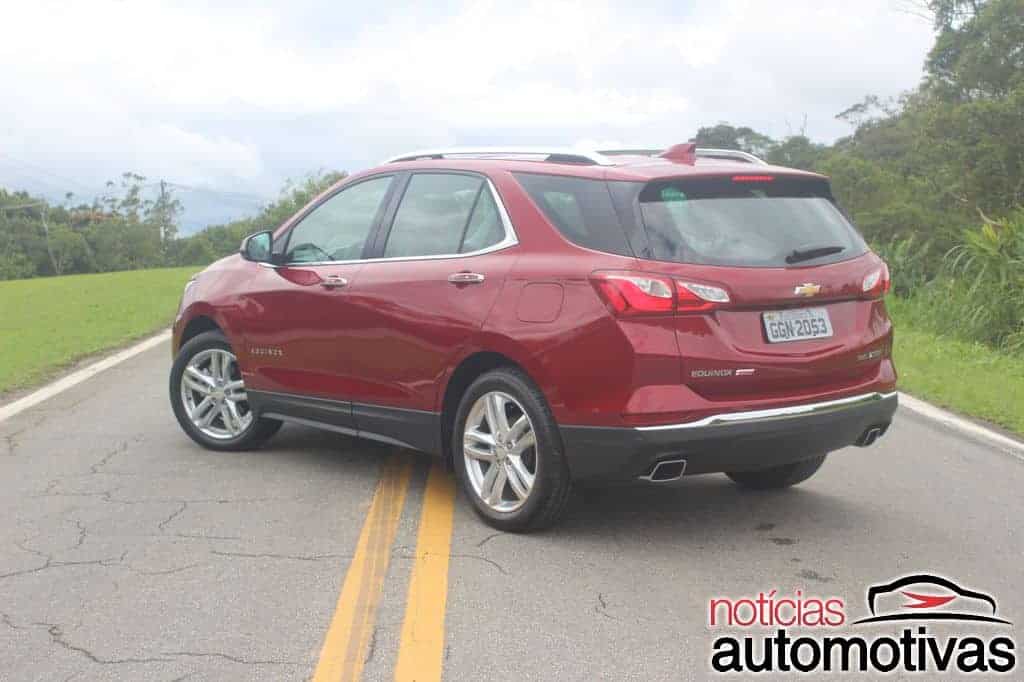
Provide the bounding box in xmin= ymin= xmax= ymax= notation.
xmin=448 ymin=272 xmax=485 ymax=284
xmin=321 ymin=275 xmax=348 ymax=289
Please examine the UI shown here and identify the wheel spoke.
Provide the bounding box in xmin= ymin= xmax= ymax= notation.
xmin=508 ymin=415 xmax=530 ymax=443
xmin=504 ymin=460 xmax=530 ymax=500
xmin=194 ymin=397 xmax=217 ymax=427
xmin=221 ymin=354 xmax=236 ymax=382
xmin=219 ymin=404 xmax=236 ymax=432
xmin=465 ymin=427 xmax=495 ymax=447
xmin=510 ymin=430 xmax=536 ymax=457
xmin=483 ymin=463 xmax=507 ymax=506
xmin=224 ymin=380 xmax=247 ymax=402
xmin=485 ymin=393 xmax=510 ymax=437
xmin=225 ymin=400 xmax=245 ymax=433
xmin=183 ymin=375 xmax=212 ymax=395
xmin=464 ymin=442 xmax=496 ymax=462
xmin=185 ymin=365 xmax=215 ymax=389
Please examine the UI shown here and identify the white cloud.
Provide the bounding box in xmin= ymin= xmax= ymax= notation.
xmin=0 ymin=0 xmax=934 ymax=215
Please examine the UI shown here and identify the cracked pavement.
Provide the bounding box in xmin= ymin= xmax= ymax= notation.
xmin=1 ymin=341 xmax=1022 ymax=680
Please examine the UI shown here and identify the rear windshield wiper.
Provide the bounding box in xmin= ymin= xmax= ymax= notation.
xmin=785 ymin=244 xmax=845 ymax=264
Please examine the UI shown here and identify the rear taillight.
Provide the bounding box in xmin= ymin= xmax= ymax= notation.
xmin=862 ymin=262 xmax=891 ymax=299
xmin=590 ymin=271 xmax=729 ymax=316
xmin=676 ymin=281 xmax=729 ymax=312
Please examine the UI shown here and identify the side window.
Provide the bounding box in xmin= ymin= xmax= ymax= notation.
xmin=513 ymin=172 xmax=633 ymax=257
xmin=383 ymin=174 xmax=482 ymax=258
xmin=286 ymin=176 xmax=392 ymax=263
xmin=459 ymin=187 xmax=504 ymax=253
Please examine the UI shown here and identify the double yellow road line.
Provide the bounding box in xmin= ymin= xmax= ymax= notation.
xmin=312 ymin=452 xmax=457 ymax=682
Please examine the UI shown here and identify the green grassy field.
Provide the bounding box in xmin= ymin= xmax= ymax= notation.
xmin=0 ymin=267 xmax=197 ymax=394
xmin=891 ymin=325 xmax=1024 ymax=434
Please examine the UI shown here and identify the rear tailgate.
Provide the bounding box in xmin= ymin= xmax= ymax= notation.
xmin=652 ymin=256 xmax=892 ymax=400
xmin=634 ymin=174 xmax=892 ymax=400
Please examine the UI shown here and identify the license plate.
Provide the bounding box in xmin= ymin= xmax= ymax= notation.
xmin=762 ymin=308 xmax=833 ymax=343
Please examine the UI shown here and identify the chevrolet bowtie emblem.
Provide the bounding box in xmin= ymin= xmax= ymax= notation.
xmin=793 ymin=283 xmax=821 ymax=297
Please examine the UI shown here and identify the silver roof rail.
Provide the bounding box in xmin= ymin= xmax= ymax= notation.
xmin=385 ymin=147 xmax=616 ymax=166
xmin=598 ymin=147 xmax=767 ymax=165
xmin=692 ymin=148 xmax=766 ymax=165
xmin=385 ymin=145 xmax=767 ymax=166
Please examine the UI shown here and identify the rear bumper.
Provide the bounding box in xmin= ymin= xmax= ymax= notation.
xmin=559 ymin=391 xmax=898 ymax=481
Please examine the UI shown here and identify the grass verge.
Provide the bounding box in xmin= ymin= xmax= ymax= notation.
xmin=0 ymin=267 xmax=197 ymax=395
xmin=891 ymin=319 xmax=1024 ymax=436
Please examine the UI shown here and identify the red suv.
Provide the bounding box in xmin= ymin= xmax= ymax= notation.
xmin=170 ymin=144 xmax=897 ymax=530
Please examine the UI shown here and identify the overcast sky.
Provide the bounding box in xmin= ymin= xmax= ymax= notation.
xmin=0 ymin=0 xmax=934 ymax=224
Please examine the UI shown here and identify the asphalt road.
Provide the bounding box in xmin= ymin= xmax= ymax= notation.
xmin=1 ymin=340 xmax=1021 ymax=681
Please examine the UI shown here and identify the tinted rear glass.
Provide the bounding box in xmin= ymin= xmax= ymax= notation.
xmin=638 ymin=176 xmax=867 ymax=267
xmin=514 ymin=173 xmax=632 ymax=256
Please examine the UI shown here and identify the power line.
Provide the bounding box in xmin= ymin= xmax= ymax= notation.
xmin=0 ymin=152 xmax=272 ymax=205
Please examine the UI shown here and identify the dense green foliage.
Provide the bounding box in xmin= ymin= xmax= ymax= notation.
xmin=1 ymin=171 xmax=345 ymax=280
xmin=694 ymin=0 xmax=1024 ymax=351
xmin=2 ymin=0 xmax=1020 ymax=352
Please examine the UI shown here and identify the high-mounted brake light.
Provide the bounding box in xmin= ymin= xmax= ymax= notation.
xmin=732 ymin=175 xmax=775 ymax=183
xmin=862 ymin=262 xmax=891 ymax=299
xmin=590 ymin=271 xmax=729 ymax=316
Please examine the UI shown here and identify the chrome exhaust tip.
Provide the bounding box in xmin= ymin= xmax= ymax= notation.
xmin=639 ymin=458 xmax=687 ymax=483
xmin=856 ymin=426 xmax=884 ymax=447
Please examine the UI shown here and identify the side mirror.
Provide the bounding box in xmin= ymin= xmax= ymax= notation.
xmin=240 ymin=230 xmax=274 ymax=263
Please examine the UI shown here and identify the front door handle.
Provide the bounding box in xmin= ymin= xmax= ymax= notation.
xmin=321 ymin=275 xmax=349 ymax=289
xmin=448 ymin=272 xmax=485 ymax=285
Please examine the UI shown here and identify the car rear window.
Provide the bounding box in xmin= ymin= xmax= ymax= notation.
xmin=513 ymin=173 xmax=633 ymax=256
xmin=638 ymin=176 xmax=867 ymax=267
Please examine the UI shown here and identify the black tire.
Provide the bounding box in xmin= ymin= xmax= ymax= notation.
xmin=452 ymin=367 xmax=572 ymax=532
xmin=726 ymin=454 xmax=827 ymax=490
xmin=169 ymin=330 xmax=281 ymax=451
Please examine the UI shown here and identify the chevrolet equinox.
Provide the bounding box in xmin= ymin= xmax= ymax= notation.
xmin=170 ymin=144 xmax=898 ymax=531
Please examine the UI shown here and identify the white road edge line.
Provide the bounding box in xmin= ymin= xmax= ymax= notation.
xmin=898 ymin=391 xmax=1024 ymax=459
xmin=0 ymin=329 xmax=171 ymax=423
xmin=1 ymin=330 xmax=1021 ymax=462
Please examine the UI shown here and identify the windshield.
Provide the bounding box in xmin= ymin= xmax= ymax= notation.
xmin=638 ymin=176 xmax=867 ymax=267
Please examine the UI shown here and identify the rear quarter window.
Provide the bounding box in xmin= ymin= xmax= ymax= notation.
xmin=513 ymin=173 xmax=633 ymax=257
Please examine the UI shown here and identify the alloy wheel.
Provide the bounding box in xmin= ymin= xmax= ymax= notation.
xmin=463 ymin=391 xmax=537 ymax=512
xmin=179 ymin=348 xmax=253 ymax=440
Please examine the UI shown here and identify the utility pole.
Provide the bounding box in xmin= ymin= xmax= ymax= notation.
xmin=39 ymin=205 xmax=60 ymax=275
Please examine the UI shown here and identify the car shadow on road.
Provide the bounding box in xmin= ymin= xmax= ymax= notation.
xmin=550 ymin=474 xmax=875 ymax=544
xmin=242 ymin=424 xmax=402 ymax=478
xmin=257 ymin=426 xmax=873 ymax=546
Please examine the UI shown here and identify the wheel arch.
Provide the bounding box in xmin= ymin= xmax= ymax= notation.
xmin=439 ymin=350 xmax=535 ymax=469
xmin=177 ymin=315 xmax=223 ymax=353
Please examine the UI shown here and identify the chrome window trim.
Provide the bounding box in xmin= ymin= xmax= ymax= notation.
xmin=263 ymin=178 xmax=518 ymax=268
xmin=634 ymin=391 xmax=897 ymax=432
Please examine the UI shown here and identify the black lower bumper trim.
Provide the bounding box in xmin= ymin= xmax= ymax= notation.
xmin=559 ymin=392 xmax=898 ymax=481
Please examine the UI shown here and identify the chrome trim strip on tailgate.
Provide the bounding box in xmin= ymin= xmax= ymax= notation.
xmin=634 ymin=392 xmax=897 ymax=432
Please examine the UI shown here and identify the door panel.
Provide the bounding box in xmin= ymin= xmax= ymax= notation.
xmin=339 ymin=172 xmax=518 ymax=413
xmin=238 ymin=263 xmax=365 ymax=403
xmin=234 ymin=174 xmax=396 ymax=418
xmin=343 ymin=251 xmax=516 ymax=411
